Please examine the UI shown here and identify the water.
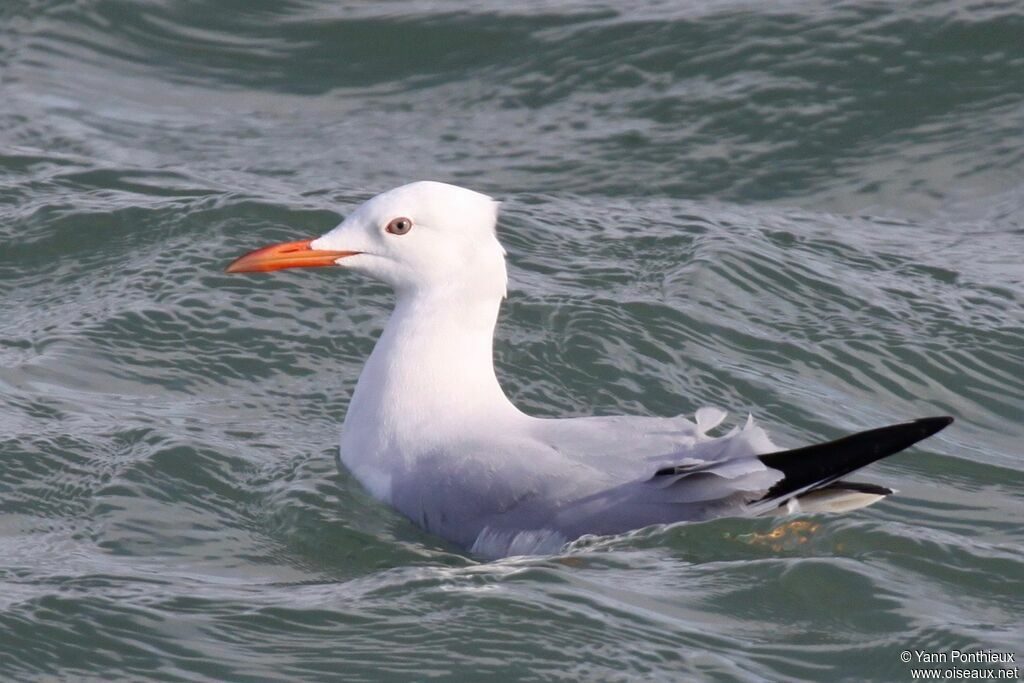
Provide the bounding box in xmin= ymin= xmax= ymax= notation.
xmin=2 ymin=1 xmax=1023 ymax=680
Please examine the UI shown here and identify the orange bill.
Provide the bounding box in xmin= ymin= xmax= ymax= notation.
xmin=225 ymin=238 xmax=359 ymax=273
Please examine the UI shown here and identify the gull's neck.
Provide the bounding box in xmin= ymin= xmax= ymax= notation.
xmin=341 ymin=285 xmax=523 ymax=469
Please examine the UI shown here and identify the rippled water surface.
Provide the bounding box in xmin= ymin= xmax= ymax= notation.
xmin=2 ymin=1 xmax=1023 ymax=681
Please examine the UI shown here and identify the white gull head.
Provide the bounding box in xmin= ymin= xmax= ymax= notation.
xmin=311 ymin=181 xmax=507 ymax=299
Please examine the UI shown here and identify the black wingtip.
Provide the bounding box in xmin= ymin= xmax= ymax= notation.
xmin=916 ymin=415 xmax=954 ymax=437
xmin=757 ymin=415 xmax=953 ymax=503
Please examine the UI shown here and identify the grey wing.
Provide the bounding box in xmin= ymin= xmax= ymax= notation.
xmin=469 ymin=412 xmax=784 ymax=552
xmin=527 ymin=409 xmax=778 ymax=477
xmin=468 ymin=450 xmax=782 ymax=557
xmin=469 ymin=414 xmax=952 ymax=557
xmin=549 ymin=415 xmax=954 ymax=541
xmin=550 ymin=446 xmax=783 ymax=539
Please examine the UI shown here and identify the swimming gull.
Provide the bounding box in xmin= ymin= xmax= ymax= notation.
xmin=226 ymin=181 xmax=952 ymax=558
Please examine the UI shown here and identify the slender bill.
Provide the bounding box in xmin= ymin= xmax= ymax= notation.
xmin=225 ymin=238 xmax=358 ymax=273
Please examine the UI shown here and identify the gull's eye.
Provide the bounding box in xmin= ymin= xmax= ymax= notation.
xmin=385 ymin=217 xmax=413 ymax=235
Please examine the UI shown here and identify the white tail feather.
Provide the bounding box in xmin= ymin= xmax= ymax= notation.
xmin=765 ymin=487 xmax=891 ymax=515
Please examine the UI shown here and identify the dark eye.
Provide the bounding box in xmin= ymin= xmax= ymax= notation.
xmin=385 ymin=217 xmax=413 ymax=235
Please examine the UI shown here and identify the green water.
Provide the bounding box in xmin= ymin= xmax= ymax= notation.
xmin=1 ymin=1 xmax=1022 ymax=681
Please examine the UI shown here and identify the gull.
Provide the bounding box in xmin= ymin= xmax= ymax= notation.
xmin=226 ymin=181 xmax=952 ymax=558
